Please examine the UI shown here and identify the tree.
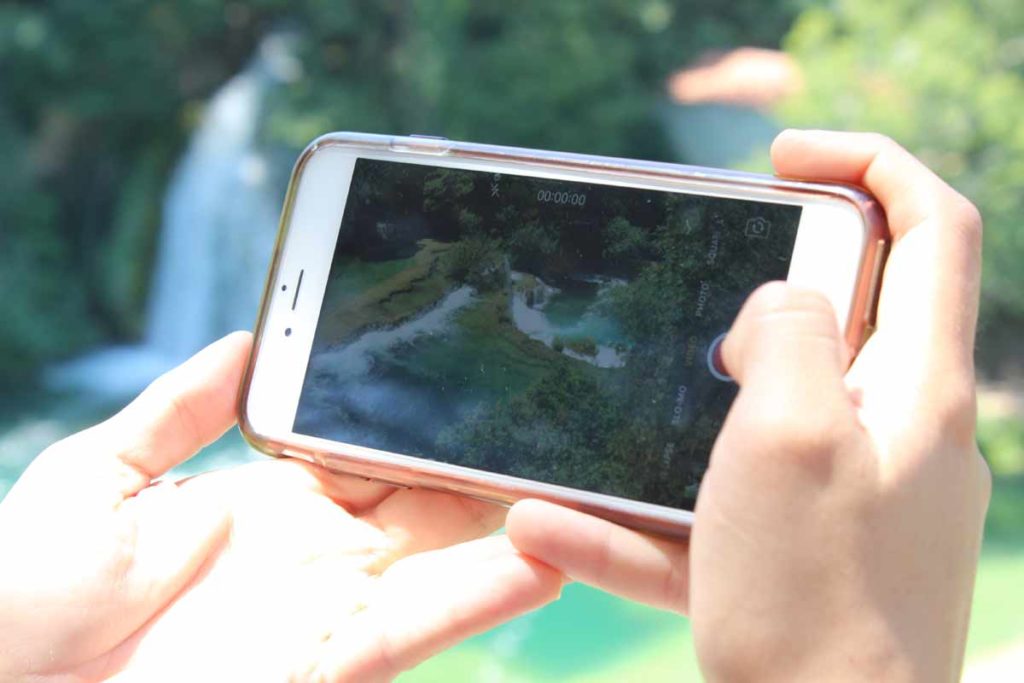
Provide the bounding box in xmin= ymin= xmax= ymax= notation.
xmin=779 ymin=0 xmax=1024 ymax=368
xmin=0 ymin=0 xmax=803 ymax=380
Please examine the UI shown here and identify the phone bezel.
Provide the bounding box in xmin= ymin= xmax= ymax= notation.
xmin=240 ymin=133 xmax=887 ymax=538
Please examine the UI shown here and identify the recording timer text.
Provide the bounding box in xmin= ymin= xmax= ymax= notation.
xmin=537 ymin=189 xmax=587 ymax=206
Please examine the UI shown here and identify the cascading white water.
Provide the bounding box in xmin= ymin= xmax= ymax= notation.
xmin=146 ymin=34 xmax=301 ymax=360
xmin=509 ymin=272 xmax=627 ymax=369
xmin=47 ymin=34 xmax=300 ymax=396
xmin=306 ymin=286 xmax=478 ymax=382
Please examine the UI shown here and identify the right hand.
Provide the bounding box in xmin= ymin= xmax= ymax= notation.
xmin=507 ymin=130 xmax=991 ymax=681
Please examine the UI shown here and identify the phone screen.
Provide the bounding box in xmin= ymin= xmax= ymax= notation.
xmin=293 ymin=158 xmax=800 ymax=510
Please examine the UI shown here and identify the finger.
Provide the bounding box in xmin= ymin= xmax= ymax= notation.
xmin=188 ymin=457 xmax=399 ymax=515
xmin=176 ymin=459 xmax=403 ymax=575
xmin=771 ymin=129 xmax=982 ymax=376
xmin=772 ymin=129 xmax=966 ymax=236
xmin=29 ymin=332 xmax=252 ymax=505
xmin=714 ymin=282 xmax=861 ymax=487
xmin=377 ymin=534 xmax=529 ymax=582
xmin=720 ymin=282 xmax=851 ymax=416
xmin=358 ymin=488 xmax=505 ymax=561
xmin=506 ymin=499 xmax=690 ymax=613
xmin=112 ymin=331 xmax=253 ymax=485
xmin=312 ymin=536 xmax=562 ymax=681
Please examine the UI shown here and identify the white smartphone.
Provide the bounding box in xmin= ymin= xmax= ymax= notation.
xmin=239 ymin=133 xmax=887 ymax=537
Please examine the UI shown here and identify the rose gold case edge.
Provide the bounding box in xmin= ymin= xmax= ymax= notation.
xmin=237 ymin=132 xmax=888 ymax=539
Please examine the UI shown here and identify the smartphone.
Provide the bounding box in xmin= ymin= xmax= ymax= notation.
xmin=239 ymin=132 xmax=887 ymax=537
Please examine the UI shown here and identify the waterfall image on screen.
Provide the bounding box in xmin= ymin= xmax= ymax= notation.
xmin=294 ymin=159 xmax=801 ymax=510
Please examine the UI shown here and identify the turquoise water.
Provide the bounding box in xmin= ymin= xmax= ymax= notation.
xmin=405 ymin=583 xmax=694 ymax=682
xmin=541 ymin=278 xmax=626 ymax=348
xmin=0 ymin=388 xmax=691 ymax=681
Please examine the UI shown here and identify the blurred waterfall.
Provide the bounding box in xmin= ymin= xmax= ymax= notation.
xmin=47 ymin=34 xmax=301 ymax=396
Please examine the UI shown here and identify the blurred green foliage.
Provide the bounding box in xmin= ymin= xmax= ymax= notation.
xmin=0 ymin=0 xmax=254 ymax=377
xmin=2 ymin=0 xmax=1023 ymax=380
xmin=263 ymin=0 xmax=801 ymax=156
xmin=779 ymin=0 xmax=1024 ymax=368
xmin=979 ymin=414 xmax=1024 ymax=477
xmin=0 ymin=0 xmax=800 ymax=381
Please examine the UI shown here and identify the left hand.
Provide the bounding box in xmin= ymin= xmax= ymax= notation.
xmin=0 ymin=332 xmax=562 ymax=682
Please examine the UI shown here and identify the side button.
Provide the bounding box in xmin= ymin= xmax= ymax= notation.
xmin=389 ymin=135 xmax=452 ymax=155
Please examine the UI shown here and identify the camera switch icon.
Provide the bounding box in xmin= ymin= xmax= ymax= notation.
xmin=745 ymin=216 xmax=771 ymax=239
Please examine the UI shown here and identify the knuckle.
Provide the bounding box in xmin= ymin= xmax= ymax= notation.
xmin=865 ymin=132 xmax=902 ymax=155
xmin=734 ymin=281 xmax=785 ymax=330
xmin=790 ymin=288 xmax=836 ymax=322
xmin=974 ymin=453 xmax=992 ymax=505
xmin=952 ymin=195 xmax=983 ymax=232
xmin=745 ymin=281 xmax=792 ymax=314
xmin=746 ymin=282 xmax=834 ymax=322
xmin=745 ymin=285 xmax=838 ymax=342
xmin=949 ymin=195 xmax=984 ymax=247
xmin=659 ymin=560 xmax=690 ymax=614
xmin=747 ymin=280 xmax=790 ymax=308
xmin=931 ymin=381 xmax=978 ymax=446
xmin=744 ymin=403 xmax=845 ymax=470
xmin=163 ymin=383 xmax=204 ymax=444
xmin=143 ymin=371 xmax=178 ymax=405
xmin=588 ymin=522 xmax=616 ymax=587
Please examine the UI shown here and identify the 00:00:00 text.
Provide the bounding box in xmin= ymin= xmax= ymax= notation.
xmin=537 ymin=189 xmax=587 ymax=206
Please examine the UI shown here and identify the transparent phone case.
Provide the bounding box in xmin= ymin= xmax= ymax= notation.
xmin=239 ymin=133 xmax=888 ymax=537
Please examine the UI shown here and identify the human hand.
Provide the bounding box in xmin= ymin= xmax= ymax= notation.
xmin=507 ymin=130 xmax=990 ymax=681
xmin=0 ymin=332 xmax=561 ymax=682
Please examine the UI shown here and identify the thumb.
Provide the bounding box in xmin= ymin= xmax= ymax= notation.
xmin=12 ymin=331 xmax=252 ymax=510
xmin=721 ymin=282 xmax=851 ymax=422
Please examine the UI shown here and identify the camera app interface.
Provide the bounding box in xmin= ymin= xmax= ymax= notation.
xmin=294 ymin=158 xmax=800 ymax=510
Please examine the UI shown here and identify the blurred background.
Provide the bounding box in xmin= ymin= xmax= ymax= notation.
xmin=1 ymin=0 xmax=1022 ymax=680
